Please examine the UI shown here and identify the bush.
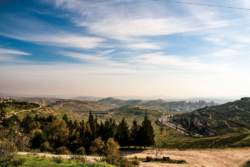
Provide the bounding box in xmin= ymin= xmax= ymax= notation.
xmin=41 ymin=141 xmax=53 ymax=152
xmin=53 ymin=156 xmax=64 ymax=163
xmin=104 ymin=153 xmax=134 ymax=167
xmin=56 ymin=146 xmax=70 ymax=154
xmin=0 ymin=140 xmax=17 ymax=163
xmin=12 ymin=158 xmax=27 ymax=166
xmin=146 ymin=156 xmax=153 ymax=162
xmin=76 ymin=147 xmax=85 ymax=155
xmin=131 ymin=159 xmax=140 ymax=166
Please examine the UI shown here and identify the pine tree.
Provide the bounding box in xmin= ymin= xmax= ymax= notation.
xmin=130 ymin=119 xmax=139 ymax=147
xmin=115 ymin=118 xmax=130 ymax=147
xmin=21 ymin=114 xmax=35 ymax=134
xmin=88 ymin=111 xmax=97 ymax=140
xmin=62 ymin=114 xmax=68 ymax=124
xmin=139 ymin=111 xmax=155 ymax=148
xmin=103 ymin=118 xmax=117 ymax=142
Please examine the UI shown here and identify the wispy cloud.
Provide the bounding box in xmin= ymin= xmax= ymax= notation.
xmin=0 ymin=48 xmax=31 ymax=62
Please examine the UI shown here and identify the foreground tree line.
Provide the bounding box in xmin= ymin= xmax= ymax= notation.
xmin=0 ymin=108 xmax=155 ymax=155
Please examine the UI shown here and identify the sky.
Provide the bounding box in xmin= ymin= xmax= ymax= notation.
xmin=0 ymin=0 xmax=250 ymax=99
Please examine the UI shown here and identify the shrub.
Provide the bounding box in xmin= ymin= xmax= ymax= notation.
xmin=76 ymin=147 xmax=85 ymax=155
xmin=12 ymin=158 xmax=27 ymax=166
xmin=131 ymin=159 xmax=140 ymax=166
xmin=0 ymin=140 xmax=17 ymax=163
xmin=56 ymin=146 xmax=70 ymax=154
xmin=41 ymin=141 xmax=53 ymax=152
xmin=146 ymin=156 xmax=153 ymax=162
xmin=104 ymin=153 xmax=134 ymax=167
xmin=53 ymin=156 xmax=64 ymax=163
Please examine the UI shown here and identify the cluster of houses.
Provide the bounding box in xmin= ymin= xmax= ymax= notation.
xmin=0 ymin=97 xmax=13 ymax=103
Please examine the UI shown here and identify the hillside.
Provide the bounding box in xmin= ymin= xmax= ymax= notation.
xmin=0 ymin=101 xmax=86 ymax=121
xmin=172 ymin=98 xmax=250 ymax=136
xmin=98 ymin=97 xmax=217 ymax=112
xmin=23 ymin=97 xmax=60 ymax=106
xmin=47 ymin=99 xmax=119 ymax=112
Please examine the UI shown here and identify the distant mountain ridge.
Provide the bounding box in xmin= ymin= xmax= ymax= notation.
xmin=98 ymin=97 xmax=218 ymax=112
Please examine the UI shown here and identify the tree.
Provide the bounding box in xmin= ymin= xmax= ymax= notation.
xmin=21 ymin=114 xmax=35 ymax=134
xmin=102 ymin=118 xmax=117 ymax=142
xmin=130 ymin=119 xmax=140 ymax=147
xmin=89 ymin=137 xmax=105 ymax=155
xmin=103 ymin=138 xmax=120 ymax=156
xmin=88 ymin=111 xmax=97 ymax=140
xmin=139 ymin=112 xmax=155 ymax=148
xmin=62 ymin=114 xmax=68 ymax=124
xmin=115 ymin=118 xmax=130 ymax=147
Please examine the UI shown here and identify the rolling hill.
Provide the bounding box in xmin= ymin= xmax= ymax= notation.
xmin=47 ymin=99 xmax=119 ymax=112
xmin=98 ymin=97 xmax=218 ymax=112
xmin=172 ymin=97 xmax=250 ymax=136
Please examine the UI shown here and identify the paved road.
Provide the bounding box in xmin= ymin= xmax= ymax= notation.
xmin=157 ymin=115 xmax=202 ymax=137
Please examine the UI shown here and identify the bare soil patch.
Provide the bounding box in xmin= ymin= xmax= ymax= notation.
xmin=124 ymin=148 xmax=250 ymax=167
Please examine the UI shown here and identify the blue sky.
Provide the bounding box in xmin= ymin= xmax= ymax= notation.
xmin=0 ymin=0 xmax=250 ymax=98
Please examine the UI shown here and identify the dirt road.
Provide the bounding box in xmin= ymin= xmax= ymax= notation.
xmin=124 ymin=148 xmax=250 ymax=167
xmin=17 ymin=152 xmax=100 ymax=162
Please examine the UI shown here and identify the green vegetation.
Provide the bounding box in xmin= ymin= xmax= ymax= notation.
xmin=245 ymin=161 xmax=250 ymax=167
xmin=108 ymin=105 xmax=176 ymax=139
xmin=173 ymin=98 xmax=250 ymax=136
xmin=1 ymin=155 xmax=114 ymax=167
xmin=0 ymin=101 xmax=155 ymax=167
xmin=48 ymin=100 xmax=118 ymax=112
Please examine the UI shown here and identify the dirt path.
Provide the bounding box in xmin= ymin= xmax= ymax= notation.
xmin=156 ymin=127 xmax=170 ymax=139
xmin=124 ymin=148 xmax=250 ymax=167
xmin=6 ymin=107 xmax=42 ymax=118
xmin=224 ymin=121 xmax=231 ymax=128
xmin=17 ymin=152 xmax=100 ymax=162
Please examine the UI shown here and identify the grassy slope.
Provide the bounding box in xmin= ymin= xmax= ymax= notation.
xmin=6 ymin=155 xmax=114 ymax=167
xmin=49 ymin=100 xmax=119 ymax=112
xmin=2 ymin=102 xmax=87 ymax=122
xmin=174 ymin=99 xmax=250 ymax=134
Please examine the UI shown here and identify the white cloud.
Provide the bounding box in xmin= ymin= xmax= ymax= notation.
xmin=60 ymin=51 xmax=127 ymax=67
xmin=0 ymin=48 xmax=31 ymax=62
xmin=130 ymin=52 xmax=232 ymax=73
xmin=126 ymin=43 xmax=161 ymax=50
xmin=0 ymin=48 xmax=31 ymax=55
xmin=0 ymin=32 xmax=104 ymax=49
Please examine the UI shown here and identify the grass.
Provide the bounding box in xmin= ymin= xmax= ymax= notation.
xmin=8 ymin=106 xmax=87 ymax=122
xmin=0 ymin=155 xmax=114 ymax=167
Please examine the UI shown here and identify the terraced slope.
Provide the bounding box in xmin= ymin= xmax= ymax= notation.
xmin=47 ymin=99 xmax=119 ymax=112
xmin=0 ymin=101 xmax=86 ymax=121
xmin=172 ymin=98 xmax=250 ymax=136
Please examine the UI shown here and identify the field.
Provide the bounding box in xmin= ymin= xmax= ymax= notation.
xmin=48 ymin=100 xmax=118 ymax=112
